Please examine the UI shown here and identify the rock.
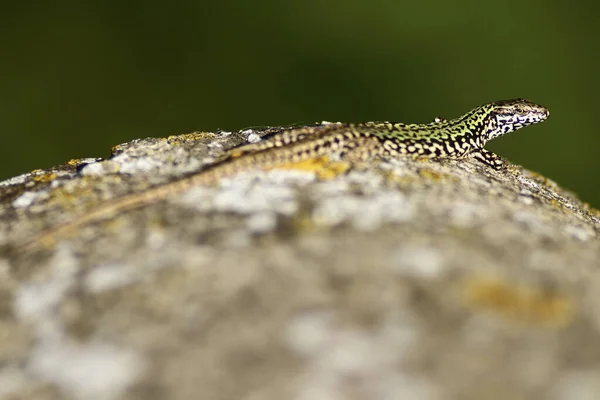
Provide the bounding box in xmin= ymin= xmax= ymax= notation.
xmin=1 ymin=126 xmax=599 ymax=399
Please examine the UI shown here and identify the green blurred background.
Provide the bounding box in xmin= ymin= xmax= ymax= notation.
xmin=1 ymin=1 xmax=598 ymax=206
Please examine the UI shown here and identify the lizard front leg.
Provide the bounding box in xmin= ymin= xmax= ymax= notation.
xmin=471 ymin=148 xmax=505 ymax=170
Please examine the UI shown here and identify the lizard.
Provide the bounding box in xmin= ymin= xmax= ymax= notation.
xmin=15 ymin=98 xmax=549 ymax=251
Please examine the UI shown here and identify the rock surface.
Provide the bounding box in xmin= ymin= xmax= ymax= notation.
xmin=0 ymin=126 xmax=599 ymax=400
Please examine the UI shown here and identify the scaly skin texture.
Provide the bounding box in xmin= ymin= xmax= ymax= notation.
xmin=18 ymin=99 xmax=549 ymax=250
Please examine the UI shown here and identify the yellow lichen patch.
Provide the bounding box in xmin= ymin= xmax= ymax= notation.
xmin=417 ymin=168 xmax=455 ymax=183
xmin=578 ymin=202 xmax=600 ymax=218
xmin=46 ymin=176 xmax=118 ymax=209
xmin=291 ymin=215 xmax=320 ymax=233
xmin=66 ymin=158 xmax=100 ymax=167
xmin=461 ymin=277 xmax=574 ymax=327
xmin=32 ymin=172 xmax=57 ymax=183
xmin=527 ymin=171 xmax=560 ymax=190
xmin=46 ymin=186 xmax=91 ymax=207
xmin=384 ymin=170 xmax=419 ymax=186
xmin=548 ymin=198 xmax=567 ymax=212
xmin=540 ymin=177 xmax=559 ymax=190
xmin=266 ymin=156 xmax=351 ymax=180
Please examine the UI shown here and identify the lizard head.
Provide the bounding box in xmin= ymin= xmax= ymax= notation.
xmin=483 ymin=99 xmax=549 ymax=142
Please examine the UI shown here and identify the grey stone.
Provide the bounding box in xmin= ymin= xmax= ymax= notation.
xmin=0 ymin=127 xmax=599 ymax=400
